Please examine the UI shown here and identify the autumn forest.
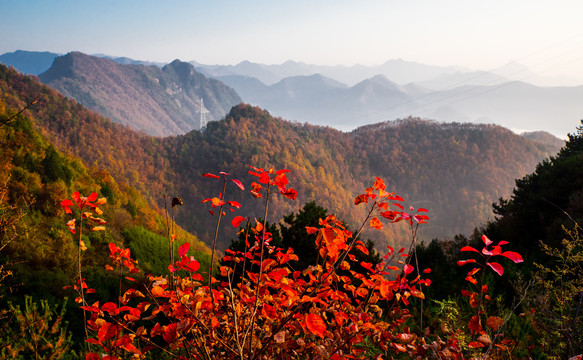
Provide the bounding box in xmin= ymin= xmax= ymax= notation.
xmin=1 ymin=61 xmax=583 ymax=359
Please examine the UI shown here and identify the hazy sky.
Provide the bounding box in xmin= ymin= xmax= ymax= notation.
xmin=3 ymin=0 xmax=583 ymax=83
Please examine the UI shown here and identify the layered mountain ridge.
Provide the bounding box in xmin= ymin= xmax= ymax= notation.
xmin=2 ymin=50 xmax=582 ymax=138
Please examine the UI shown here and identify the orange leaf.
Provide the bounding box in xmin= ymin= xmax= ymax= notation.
xmin=354 ymin=194 xmax=369 ymax=205
xmin=151 ymin=286 xmax=168 ymax=297
xmin=211 ymin=317 xmax=220 ymax=329
xmin=486 ymin=316 xmax=504 ymax=331
xmin=355 ymin=287 xmax=368 ymax=298
xmin=468 ymin=341 xmax=486 ymax=348
xmin=356 ymin=244 xmax=369 ymax=255
xmin=305 ymin=313 xmax=326 ymax=338
xmin=369 ymin=217 xmax=382 ymax=229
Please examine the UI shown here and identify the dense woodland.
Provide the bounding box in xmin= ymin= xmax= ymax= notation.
xmin=1 ymin=63 xmax=583 ymax=358
xmin=0 ymin=65 xmax=561 ymax=251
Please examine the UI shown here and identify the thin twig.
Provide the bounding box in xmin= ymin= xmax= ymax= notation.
xmin=482 ymin=280 xmax=531 ymax=359
xmin=0 ymin=97 xmax=39 ymax=126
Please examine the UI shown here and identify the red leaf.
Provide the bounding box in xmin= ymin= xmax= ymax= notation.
xmin=273 ymin=173 xmax=289 ymax=188
xmin=501 ymin=251 xmax=523 ymax=263
xmin=178 ymin=242 xmax=190 ymax=257
xmin=305 ymin=226 xmax=318 ymax=234
xmin=457 ymin=259 xmax=477 ymax=266
xmin=203 ymin=173 xmax=220 ymax=179
xmin=481 ymin=235 xmax=493 ymax=246
xmin=460 ymin=246 xmax=480 ymax=254
xmin=388 ymin=194 xmax=404 ymax=202
xmin=231 ymin=216 xmax=246 ymax=228
xmin=280 ymin=187 xmax=297 ymax=200
xmin=413 ymin=214 xmax=430 ymax=223
xmin=361 ymin=261 xmax=374 ymax=272
xmin=356 ymin=244 xmax=369 ymax=255
xmin=101 ymin=302 xmax=118 ymax=315
xmin=163 ymin=323 xmax=178 ymax=344
xmin=120 ymin=342 xmax=141 ymax=354
xmin=60 ymin=199 xmax=73 ymax=214
xmin=184 ymin=258 xmax=200 ymax=272
xmin=231 ymin=178 xmax=245 ymax=191
xmin=305 ymin=313 xmax=327 ymax=338
xmin=468 ymin=315 xmax=482 ymax=334
xmin=87 ymin=192 xmax=98 ymax=202
xmin=258 ymin=172 xmax=271 ymax=184
xmin=227 ymin=200 xmax=241 ymax=208
xmin=486 ymin=261 xmax=504 ymax=275
xmin=98 ymin=322 xmax=118 ymax=342
xmin=86 ymin=353 xmax=101 ymax=360
xmin=403 ymin=264 xmax=414 ymax=276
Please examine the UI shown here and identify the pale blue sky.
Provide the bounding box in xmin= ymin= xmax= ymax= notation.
xmin=2 ymin=0 xmax=583 ymax=81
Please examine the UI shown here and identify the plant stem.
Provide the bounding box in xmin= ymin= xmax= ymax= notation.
xmin=77 ymin=218 xmax=90 ymax=353
xmin=248 ymin=184 xmax=271 ymax=358
xmin=164 ymin=196 xmax=173 ymax=289
xmin=209 ymin=177 xmax=228 ymax=299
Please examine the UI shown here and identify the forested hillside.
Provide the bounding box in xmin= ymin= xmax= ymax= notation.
xmin=0 ymin=70 xmax=210 ymax=302
xmin=0 ymin=65 xmax=563 ymax=252
xmin=415 ymin=122 xmax=583 ymax=358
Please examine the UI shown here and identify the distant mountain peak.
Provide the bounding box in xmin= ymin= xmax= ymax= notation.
xmin=0 ymin=49 xmax=61 ymax=75
xmin=39 ymin=52 xmax=241 ymax=136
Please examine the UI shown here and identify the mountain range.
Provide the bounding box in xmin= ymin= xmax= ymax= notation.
xmin=2 ymin=50 xmax=582 ymax=138
xmin=216 ymin=72 xmax=583 ymax=137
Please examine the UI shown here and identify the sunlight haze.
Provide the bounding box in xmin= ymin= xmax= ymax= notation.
xmin=2 ymin=0 xmax=583 ymax=85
